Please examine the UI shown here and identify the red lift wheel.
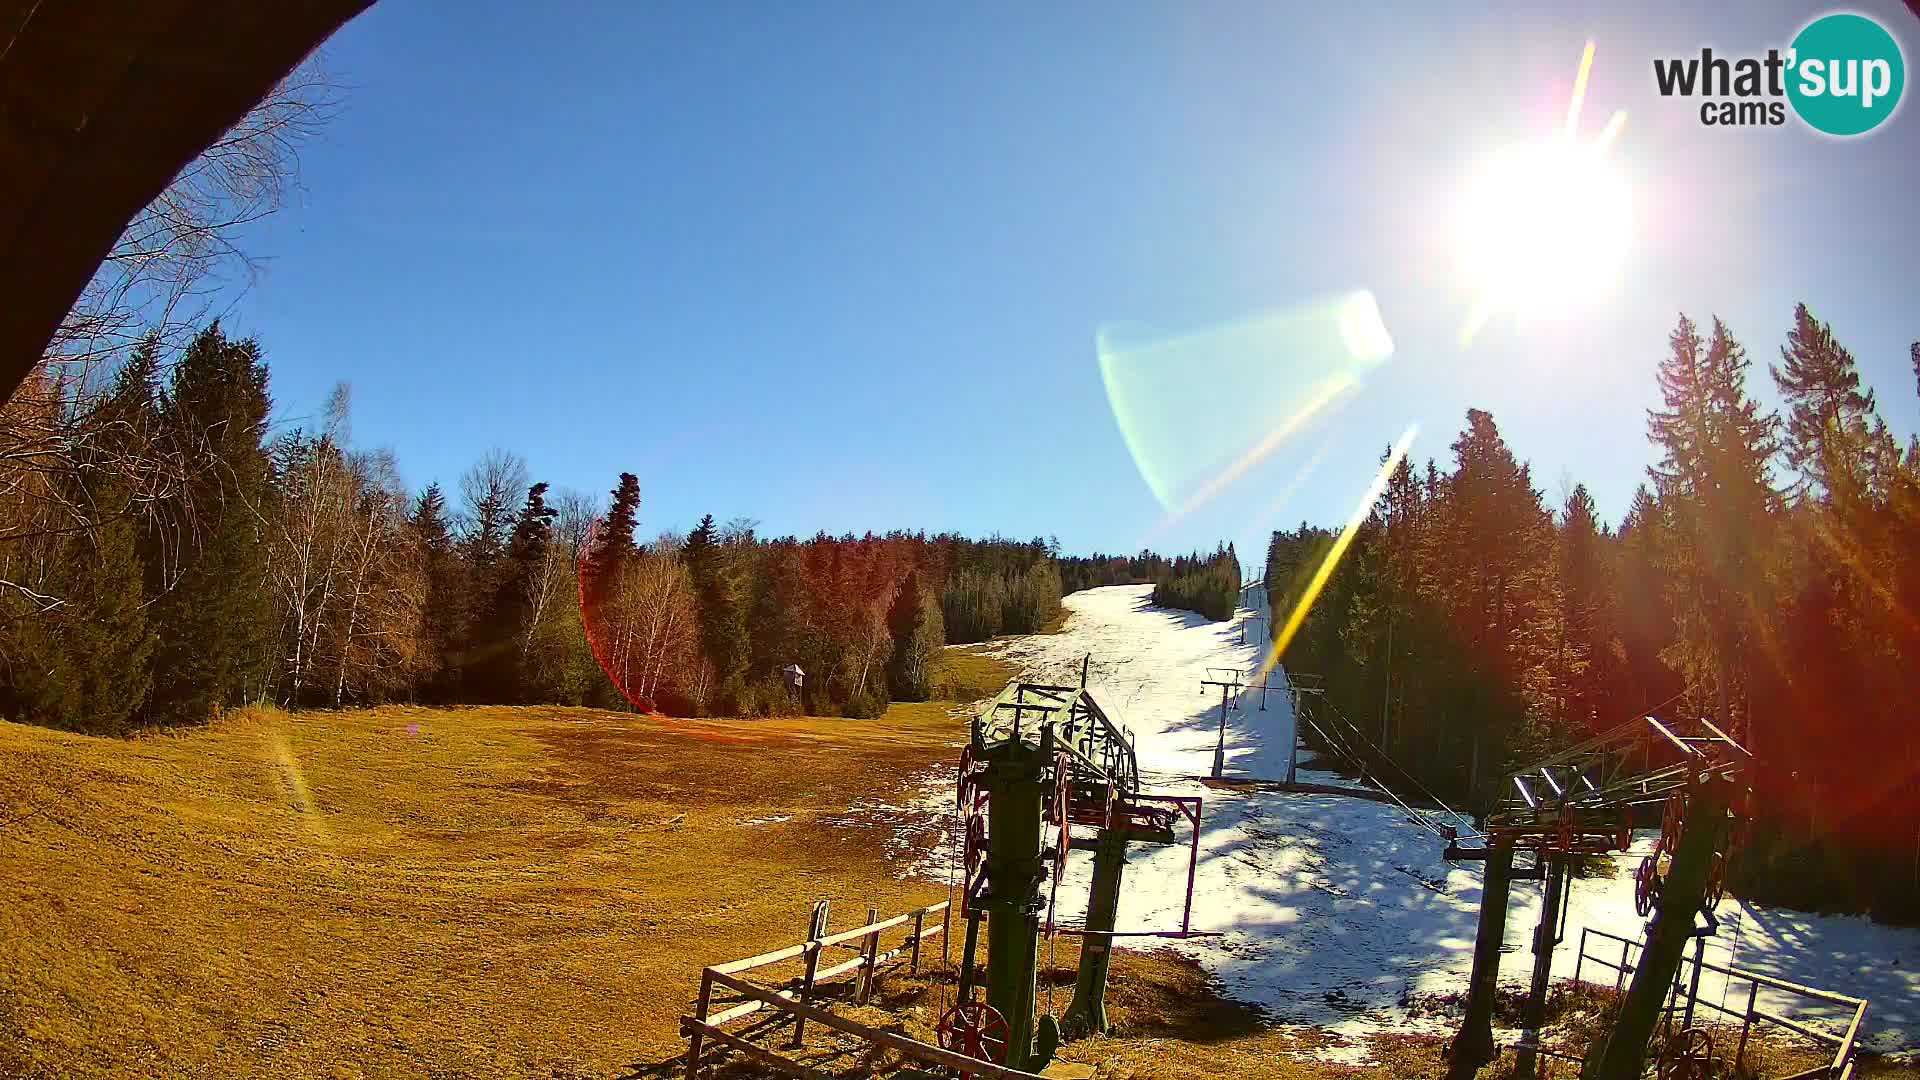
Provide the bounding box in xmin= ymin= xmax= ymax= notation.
xmin=1656 ymin=1028 xmax=1715 ymax=1080
xmin=1634 ymin=854 xmax=1660 ymax=917
xmin=961 ymin=814 xmax=987 ymax=912
xmin=1046 ymin=756 xmax=1071 ymax=934
xmin=1658 ymin=792 xmax=1686 ymax=855
xmin=937 ymin=1000 xmax=1010 ymax=1067
xmin=963 ymin=814 xmax=987 ymax=874
xmin=1046 ymin=752 xmax=1071 ymax=825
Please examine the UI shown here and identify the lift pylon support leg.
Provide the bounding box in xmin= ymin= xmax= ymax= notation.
xmin=1063 ymin=827 xmax=1128 ymax=1035
xmin=1516 ymin=853 xmax=1569 ymax=1079
xmin=1582 ymin=779 xmax=1727 ymax=1080
xmin=1447 ymin=841 xmax=1515 ymax=1080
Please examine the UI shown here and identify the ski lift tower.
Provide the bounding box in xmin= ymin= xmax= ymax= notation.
xmin=948 ymin=672 xmax=1204 ymax=1072
xmin=1441 ymin=716 xmax=1751 ymax=1080
xmin=1238 ymin=576 xmax=1271 ymax=647
xmin=1199 ymin=667 xmax=1244 ymax=779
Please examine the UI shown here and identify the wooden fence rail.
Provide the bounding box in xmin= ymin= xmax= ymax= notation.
xmin=681 ymin=898 xmax=1046 ymax=1079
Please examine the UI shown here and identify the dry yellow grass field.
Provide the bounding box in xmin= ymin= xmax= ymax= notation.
xmin=0 ymin=653 xmax=1444 ymax=1080
xmin=0 ymin=701 xmax=968 ymax=1078
xmin=1 ymin=670 xmax=1896 ymax=1078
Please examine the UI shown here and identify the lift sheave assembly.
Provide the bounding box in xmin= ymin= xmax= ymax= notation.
xmin=946 ymin=677 xmax=1203 ymax=1074
xmin=1442 ymin=715 xmax=1753 ymax=1080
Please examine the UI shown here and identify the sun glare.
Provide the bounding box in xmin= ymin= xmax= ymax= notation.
xmin=1454 ymin=42 xmax=1632 ymax=343
xmin=1455 ymin=139 xmax=1632 ymax=311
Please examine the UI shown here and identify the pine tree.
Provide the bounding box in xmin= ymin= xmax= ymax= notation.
xmin=1647 ymin=315 xmax=1779 ymax=739
xmin=472 ymin=482 xmax=556 ymax=701
xmin=1772 ymin=303 xmax=1875 ymax=502
xmin=410 ymin=483 xmax=468 ymax=701
xmin=144 ymin=324 xmax=275 ymax=725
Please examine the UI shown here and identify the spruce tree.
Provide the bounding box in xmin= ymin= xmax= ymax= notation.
xmin=683 ymin=512 xmax=748 ymax=710
xmin=1439 ymin=408 xmax=1554 ymax=797
xmin=474 ymin=482 xmax=556 ymax=702
xmin=32 ymin=513 xmax=158 ymax=733
xmin=144 ymin=324 xmax=275 ymax=725
xmin=410 ymin=482 xmax=468 ymax=701
xmin=585 ymin=473 xmax=640 ymax=589
xmin=1553 ymin=484 xmax=1606 ymax=736
xmin=1771 ymin=303 xmax=1875 ymax=501
xmin=1 ymin=355 xmax=158 ymax=732
xmin=1647 ymin=314 xmax=1779 ymax=742
xmin=886 ymin=568 xmax=931 ymax=699
xmin=455 ymin=450 xmax=530 ymax=687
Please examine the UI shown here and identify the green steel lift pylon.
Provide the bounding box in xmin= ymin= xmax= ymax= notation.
xmin=953 ymin=676 xmax=1201 ymax=1071
xmin=976 ymin=729 xmax=1050 ymax=1070
xmin=1441 ymin=715 xmax=1749 ymax=1080
xmin=1581 ymin=776 xmax=1732 ymax=1080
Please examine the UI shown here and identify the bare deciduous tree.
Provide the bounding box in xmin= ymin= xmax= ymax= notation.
xmin=459 ymin=448 xmax=529 ymax=561
xmin=0 ymin=60 xmax=339 ymax=621
xmin=51 ymin=62 xmax=340 ymax=371
xmin=325 ymin=449 xmax=426 ymax=705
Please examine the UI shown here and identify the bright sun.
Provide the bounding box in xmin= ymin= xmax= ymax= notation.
xmin=1453 ymin=43 xmax=1633 ymax=343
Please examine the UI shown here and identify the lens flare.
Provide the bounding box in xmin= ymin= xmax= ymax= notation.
xmin=265 ymin=732 xmax=328 ymax=842
xmin=577 ymin=517 xmax=651 ymax=712
xmin=1254 ymin=425 xmax=1418 ymax=682
xmin=1099 ymin=290 xmax=1395 ymax=520
xmin=1258 ymin=436 xmax=1334 ymax=524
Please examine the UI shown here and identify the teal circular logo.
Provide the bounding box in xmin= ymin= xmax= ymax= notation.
xmin=1787 ymin=13 xmax=1905 ymax=136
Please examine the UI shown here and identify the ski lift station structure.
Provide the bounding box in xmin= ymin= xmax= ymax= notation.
xmin=947 ymin=673 xmax=1207 ymax=1072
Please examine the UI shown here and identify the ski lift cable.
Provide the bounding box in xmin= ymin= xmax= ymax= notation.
xmin=1319 ymin=697 xmax=1484 ymax=841
xmin=1315 ymin=696 xmax=1471 ymax=828
xmin=1331 ymin=705 xmax=1479 ymax=838
xmin=1297 ymin=705 xmax=1459 ymax=843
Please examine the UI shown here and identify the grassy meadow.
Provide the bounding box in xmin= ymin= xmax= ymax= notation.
xmin=3 ymin=642 xmax=1877 ymax=1078
xmin=0 ymin=700 xmax=970 ymax=1078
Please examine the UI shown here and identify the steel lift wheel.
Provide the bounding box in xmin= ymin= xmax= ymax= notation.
xmin=1045 ymin=753 xmax=1070 ymax=934
xmin=1634 ymin=853 xmax=1661 ymax=917
xmin=1658 ymin=791 xmax=1686 ymax=855
xmin=1655 ymin=1027 xmax=1715 ymax=1080
xmin=937 ymin=1000 xmax=1010 ymax=1069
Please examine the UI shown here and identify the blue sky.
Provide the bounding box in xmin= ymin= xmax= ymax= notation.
xmin=225 ymin=1 xmax=1920 ymax=572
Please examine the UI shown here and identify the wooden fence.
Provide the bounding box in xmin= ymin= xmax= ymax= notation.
xmin=681 ymin=898 xmax=1052 ymax=1080
xmin=1571 ymin=926 xmax=1868 ymax=1079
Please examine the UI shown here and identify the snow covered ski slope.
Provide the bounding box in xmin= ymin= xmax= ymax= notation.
xmin=922 ymin=584 xmax=1920 ymax=1061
